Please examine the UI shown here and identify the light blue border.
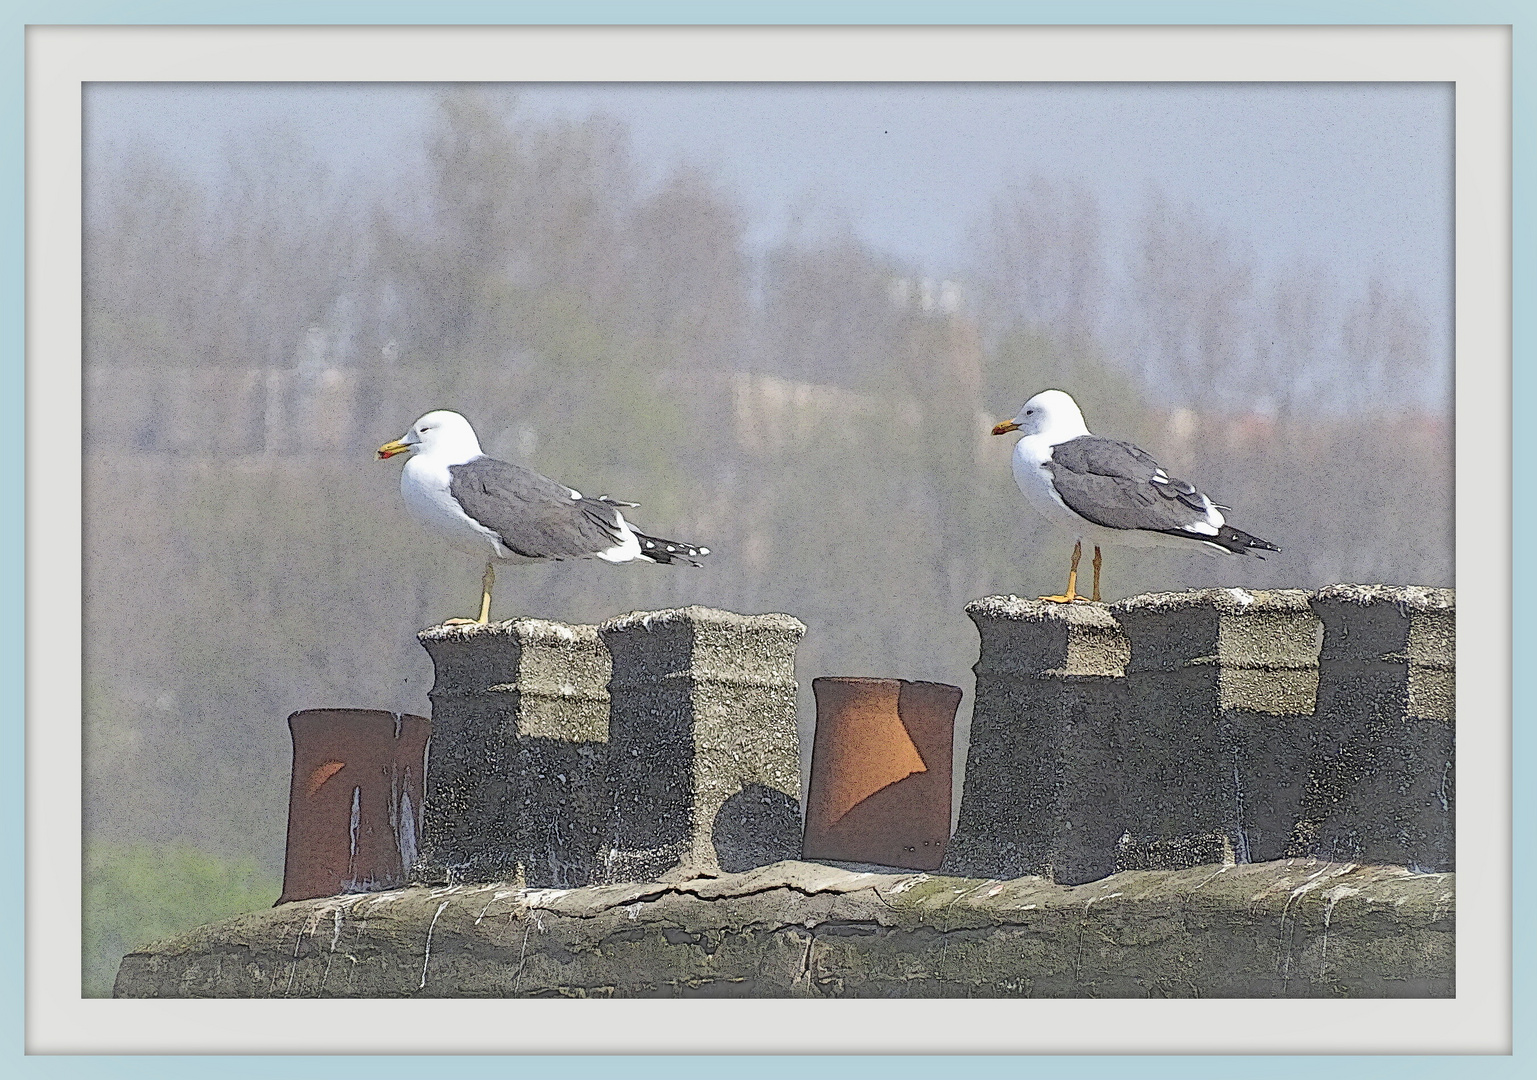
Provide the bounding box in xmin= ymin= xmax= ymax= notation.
xmin=6 ymin=1 xmax=1527 ymax=1077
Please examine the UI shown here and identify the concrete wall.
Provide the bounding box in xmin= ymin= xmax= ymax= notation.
xmin=945 ymin=585 xmax=1454 ymax=884
xmin=114 ymin=588 xmax=1458 ymax=999
xmin=414 ymin=587 xmax=1454 ymax=892
xmin=415 ymin=606 xmax=805 ymax=889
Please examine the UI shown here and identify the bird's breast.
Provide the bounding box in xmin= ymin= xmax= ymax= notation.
xmin=1010 ymin=440 xmax=1065 ymax=508
xmin=400 ymin=458 xmax=505 ymax=557
xmin=1010 ymin=437 xmax=1106 ymax=538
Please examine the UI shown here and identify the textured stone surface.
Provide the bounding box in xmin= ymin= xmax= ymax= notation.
xmin=600 ymin=606 xmax=805 ymax=881
xmin=114 ymin=859 xmax=1454 ymax=999
xmin=947 ymin=587 xmax=1449 ymax=882
xmin=945 ymin=597 xmax=1128 ymax=884
xmin=1114 ymin=588 xmax=1322 ymax=870
xmin=416 ymin=618 xmax=612 ymax=887
xmin=1114 ymin=587 xmax=1321 ymax=714
xmin=415 ymin=608 xmax=806 ymax=888
xmin=1300 ymin=585 xmax=1456 ymax=871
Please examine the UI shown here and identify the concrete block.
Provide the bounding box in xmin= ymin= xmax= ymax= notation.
xmin=944 ymin=596 xmax=1129 ymax=884
xmin=415 ymin=619 xmax=612 ymax=886
xmin=1297 ymin=585 xmax=1455 ymax=871
xmin=599 ymin=606 xmax=805 ymax=882
xmin=1113 ymin=588 xmax=1321 ymax=869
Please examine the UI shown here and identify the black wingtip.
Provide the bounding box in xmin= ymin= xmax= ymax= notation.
xmin=634 ymin=530 xmax=711 ymax=567
xmin=1217 ymin=525 xmax=1281 ymax=555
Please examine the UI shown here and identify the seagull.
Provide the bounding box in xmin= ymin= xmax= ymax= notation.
xmin=378 ymin=410 xmax=709 ymax=624
xmin=990 ymin=390 xmax=1279 ymax=603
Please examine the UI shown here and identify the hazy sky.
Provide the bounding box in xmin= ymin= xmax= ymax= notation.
xmin=86 ymin=80 xmax=1453 ymax=348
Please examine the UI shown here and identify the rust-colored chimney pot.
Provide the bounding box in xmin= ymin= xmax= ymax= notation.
xmin=278 ymin=709 xmax=430 ymax=904
xmin=802 ymin=678 xmax=962 ymax=871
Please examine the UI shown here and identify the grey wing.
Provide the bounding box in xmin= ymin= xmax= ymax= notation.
xmin=448 ymin=456 xmax=626 ymax=559
xmin=1045 ymin=437 xmax=1220 ymax=535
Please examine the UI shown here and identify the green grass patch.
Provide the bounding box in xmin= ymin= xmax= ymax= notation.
xmin=82 ymin=841 xmax=280 ymax=997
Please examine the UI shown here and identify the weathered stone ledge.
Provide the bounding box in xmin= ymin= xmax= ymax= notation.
xmin=115 ymin=858 xmax=1453 ymax=999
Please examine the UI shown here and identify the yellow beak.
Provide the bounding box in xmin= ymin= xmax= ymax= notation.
xmin=377 ymin=440 xmax=411 ymax=459
xmin=991 ymin=420 xmax=1020 ymax=435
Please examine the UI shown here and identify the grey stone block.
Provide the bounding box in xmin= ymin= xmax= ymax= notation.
xmin=949 ymin=589 xmax=1328 ymax=884
xmin=943 ymin=596 xmax=1129 ymax=884
xmin=1113 ymin=588 xmax=1321 ymax=869
xmin=600 ymin=606 xmax=805 ymax=882
xmin=415 ymin=619 xmax=612 ymax=887
xmin=1297 ymin=585 xmax=1456 ymax=871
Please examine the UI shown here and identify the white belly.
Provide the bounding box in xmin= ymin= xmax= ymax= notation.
xmin=1011 ymin=436 xmax=1089 ymax=532
xmin=400 ymin=457 xmax=510 ymax=560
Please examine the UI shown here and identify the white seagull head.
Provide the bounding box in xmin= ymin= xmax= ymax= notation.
xmin=377 ymin=410 xmax=484 ymax=463
xmin=991 ymin=389 xmax=1091 ymax=442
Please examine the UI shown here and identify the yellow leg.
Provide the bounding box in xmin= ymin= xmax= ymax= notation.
xmin=477 ymin=562 xmax=495 ymax=624
xmin=444 ymin=562 xmax=496 ymax=626
xmin=1091 ymin=546 xmax=1103 ymax=603
xmin=1039 ymin=541 xmax=1086 ymax=603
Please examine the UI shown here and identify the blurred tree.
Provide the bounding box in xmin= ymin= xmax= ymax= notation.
xmin=1337 ymin=276 xmax=1438 ymax=415
xmin=627 ymin=165 xmax=750 ymax=370
xmin=381 ymin=89 xmax=635 ymax=362
xmin=216 ymin=125 xmax=362 ymax=370
xmin=84 ymin=144 xmax=209 ymax=371
xmin=965 ymin=175 xmax=1147 ymax=432
xmin=758 ymin=226 xmax=906 ymax=389
xmin=364 ymin=89 xmax=711 ymax=488
xmin=1253 ymin=261 xmax=1337 ymax=419
xmin=1130 ymin=189 xmax=1259 ymax=412
xmin=970 ymin=176 xmax=1107 ymax=350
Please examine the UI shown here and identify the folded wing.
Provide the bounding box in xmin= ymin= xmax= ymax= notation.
xmin=448 ymin=456 xmax=629 ymax=559
xmin=1045 ymin=436 xmax=1223 ymax=538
